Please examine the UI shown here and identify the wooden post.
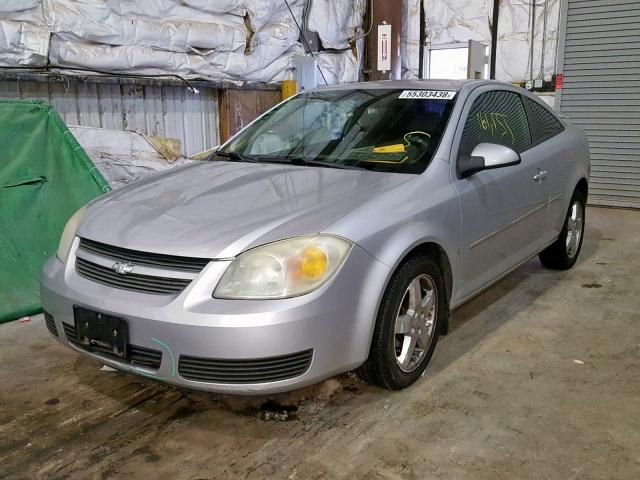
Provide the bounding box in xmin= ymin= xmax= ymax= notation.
xmin=364 ymin=0 xmax=403 ymax=81
xmin=217 ymin=88 xmax=281 ymax=144
xmin=490 ymin=0 xmax=500 ymax=79
xmin=418 ymin=0 xmax=426 ymax=79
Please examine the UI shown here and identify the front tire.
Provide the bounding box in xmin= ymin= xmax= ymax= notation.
xmin=359 ymin=255 xmax=445 ymax=390
xmin=539 ymin=189 xmax=586 ymax=270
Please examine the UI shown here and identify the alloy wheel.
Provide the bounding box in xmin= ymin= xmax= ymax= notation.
xmin=394 ymin=274 xmax=437 ymax=372
xmin=565 ymin=200 xmax=583 ymax=259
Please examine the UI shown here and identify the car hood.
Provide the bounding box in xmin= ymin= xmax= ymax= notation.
xmin=79 ymin=161 xmax=411 ymax=258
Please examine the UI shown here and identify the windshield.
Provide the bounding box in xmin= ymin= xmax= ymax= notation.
xmin=215 ymin=88 xmax=457 ymax=174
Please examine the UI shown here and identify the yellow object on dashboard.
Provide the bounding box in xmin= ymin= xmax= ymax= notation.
xmin=372 ymin=143 xmax=406 ymax=154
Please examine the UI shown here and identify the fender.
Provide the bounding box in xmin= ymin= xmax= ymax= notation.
xmin=328 ymin=159 xmax=463 ymax=330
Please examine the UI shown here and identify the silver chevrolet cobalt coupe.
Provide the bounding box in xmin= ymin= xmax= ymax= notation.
xmin=42 ymin=80 xmax=590 ymax=393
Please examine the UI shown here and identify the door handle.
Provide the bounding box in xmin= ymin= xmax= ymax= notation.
xmin=533 ymin=170 xmax=548 ymax=182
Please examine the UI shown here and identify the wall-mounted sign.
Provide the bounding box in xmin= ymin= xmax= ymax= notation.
xmin=377 ymin=23 xmax=392 ymax=72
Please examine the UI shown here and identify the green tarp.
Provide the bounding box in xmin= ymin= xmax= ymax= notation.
xmin=1 ymin=100 xmax=109 ymax=323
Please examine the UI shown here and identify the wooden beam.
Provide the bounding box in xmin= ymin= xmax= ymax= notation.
xmin=217 ymin=88 xmax=281 ymax=144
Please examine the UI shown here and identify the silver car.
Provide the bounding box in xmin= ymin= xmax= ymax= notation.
xmin=41 ymin=80 xmax=590 ymax=393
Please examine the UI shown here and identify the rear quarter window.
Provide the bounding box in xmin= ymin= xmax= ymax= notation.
xmin=458 ymin=90 xmax=532 ymax=160
xmin=523 ymin=97 xmax=565 ymax=146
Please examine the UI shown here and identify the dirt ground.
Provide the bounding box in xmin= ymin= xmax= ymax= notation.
xmin=0 ymin=206 xmax=638 ymax=479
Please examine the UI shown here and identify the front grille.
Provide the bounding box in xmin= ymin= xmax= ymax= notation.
xmin=129 ymin=345 xmax=163 ymax=369
xmin=62 ymin=322 xmax=162 ymax=370
xmin=76 ymin=257 xmax=191 ymax=295
xmin=44 ymin=311 xmax=58 ymax=337
xmin=62 ymin=322 xmax=75 ymax=341
xmin=178 ymin=349 xmax=313 ymax=384
xmin=78 ymin=238 xmax=210 ymax=273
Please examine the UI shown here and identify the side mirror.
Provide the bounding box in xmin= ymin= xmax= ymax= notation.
xmin=459 ymin=143 xmax=521 ymax=178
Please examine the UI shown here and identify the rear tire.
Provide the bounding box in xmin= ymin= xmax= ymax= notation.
xmin=358 ymin=255 xmax=445 ymax=390
xmin=539 ymin=189 xmax=586 ymax=270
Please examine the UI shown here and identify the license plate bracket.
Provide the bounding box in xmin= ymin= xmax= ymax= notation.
xmin=73 ymin=306 xmax=128 ymax=359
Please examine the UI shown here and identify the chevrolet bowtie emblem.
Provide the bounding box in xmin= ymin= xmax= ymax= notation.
xmin=111 ymin=261 xmax=134 ymax=275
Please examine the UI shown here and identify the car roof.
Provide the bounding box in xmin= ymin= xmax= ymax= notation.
xmin=309 ymin=79 xmax=507 ymax=93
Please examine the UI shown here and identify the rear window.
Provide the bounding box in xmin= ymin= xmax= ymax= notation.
xmin=523 ymin=97 xmax=564 ymax=145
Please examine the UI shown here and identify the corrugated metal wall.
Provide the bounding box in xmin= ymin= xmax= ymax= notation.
xmin=557 ymin=0 xmax=640 ymax=208
xmin=0 ymin=80 xmax=219 ymax=157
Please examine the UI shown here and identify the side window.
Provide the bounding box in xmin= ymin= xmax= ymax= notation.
xmin=458 ymin=90 xmax=531 ymax=161
xmin=523 ymin=97 xmax=565 ymax=145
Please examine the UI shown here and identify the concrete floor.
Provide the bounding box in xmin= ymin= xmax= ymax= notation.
xmin=0 ymin=206 xmax=638 ymax=480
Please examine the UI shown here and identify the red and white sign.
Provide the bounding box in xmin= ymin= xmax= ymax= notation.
xmin=377 ymin=24 xmax=392 ymax=72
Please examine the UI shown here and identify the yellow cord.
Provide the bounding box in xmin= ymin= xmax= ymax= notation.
xmin=403 ymin=130 xmax=431 ymax=143
xmin=365 ymin=131 xmax=431 ymax=163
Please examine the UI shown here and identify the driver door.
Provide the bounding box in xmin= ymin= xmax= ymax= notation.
xmin=451 ymin=88 xmax=549 ymax=302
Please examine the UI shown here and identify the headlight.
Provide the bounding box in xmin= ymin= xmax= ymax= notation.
xmin=214 ymin=235 xmax=352 ymax=299
xmin=56 ymin=206 xmax=86 ymax=263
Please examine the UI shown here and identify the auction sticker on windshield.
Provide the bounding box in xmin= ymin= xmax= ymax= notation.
xmin=399 ymin=90 xmax=457 ymax=100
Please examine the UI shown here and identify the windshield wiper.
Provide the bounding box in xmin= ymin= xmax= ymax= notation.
xmin=288 ymin=158 xmax=362 ymax=170
xmin=215 ymin=151 xmax=261 ymax=163
xmin=215 ymin=152 xmax=361 ymax=170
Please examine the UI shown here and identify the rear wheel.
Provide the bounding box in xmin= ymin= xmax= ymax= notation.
xmin=359 ymin=255 xmax=445 ymax=390
xmin=539 ymin=190 xmax=586 ymax=270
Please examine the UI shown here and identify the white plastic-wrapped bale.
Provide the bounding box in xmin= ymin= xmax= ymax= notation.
xmin=317 ymin=50 xmax=360 ymax=85
xmin=47 ymin=0 xmax=315 ymax=83
xmin=49 ymin=0 xmax=247 ymax=53
xmin=95 ymin=0 xmax=246 ymax=19
xmin=69 ymin=126 xmax=193 ymax=190
xmin=230 ymin=0 xmax=304 ymax=78
xmin=0 ymin=21 xmax=50 ymax=66
xmin=402 ymin=0 xmax=421 ymax=79
xmin=3 ymin=0 xmax=363 ymax=84
xmin=48 ymin=37 xmax=228 ymax=78
xmin=48 ymin=38 xmax=308 ymax=83
xmin=307 ymin=0 xmax=367 ymax=50
xmin=0 ymin=0 xmax=49 ymax=67
xmin=245 ymin=0 xmax=302 ymax=31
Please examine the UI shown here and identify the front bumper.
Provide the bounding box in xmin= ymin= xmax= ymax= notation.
xmin=40 ymin=242 xmax=390 ymax=394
